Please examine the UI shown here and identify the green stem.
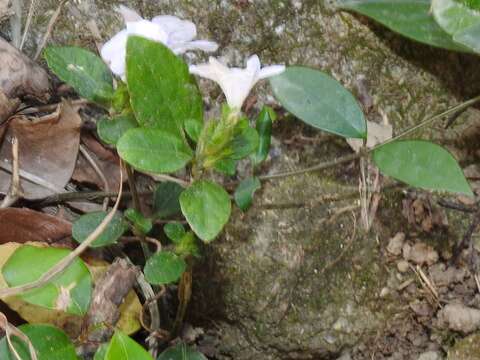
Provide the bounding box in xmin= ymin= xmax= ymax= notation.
xmin=259 ymin=95 xmax=480 ymax=181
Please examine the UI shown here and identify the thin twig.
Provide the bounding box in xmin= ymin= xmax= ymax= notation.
xmin=0 ymin=162 xmax=64 ymax=193
xmin=258 ymin=152 xmax=363 ymax=181
xmin=32 ymin=189 xmax=152 ymax=207
xmin=0 ymin=164 xmax=123 ymax=298
xmin=79 ymin=144 xmax=110 ymax=210
xmin=1 ymin=137 xmax=23 ymax=208
xmin=33 ymin=0 xmax=67 ymax=60
xmin=258 ymin=95 xmax=480 ymax=182
xmin=146 ymin=172 xmax=190 ymax=187
xmin=18 ymin=99 xmax=89 ymax=115
xmin=19 ymin=0 xmax=38 ymax=50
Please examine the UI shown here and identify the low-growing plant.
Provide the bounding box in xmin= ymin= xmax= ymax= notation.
xmin=1 ymin=3 xmax=478 ymax=359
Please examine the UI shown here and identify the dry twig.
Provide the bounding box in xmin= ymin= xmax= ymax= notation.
xmin=0 ymin=136 xmax=23 ymax=208
xmin=33 ymin=0 xmax=68 ymax=60
xmin=79 ymin=144 xmax=110 ymax=210
xmin=0 ymin=312 xmax=37 ymax=360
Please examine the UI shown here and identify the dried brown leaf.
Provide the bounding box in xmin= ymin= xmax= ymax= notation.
xmin=0 ymin=37 xmax=50 ymax=100
xmin=0 ymin=208 xmax=71 ymax=245
xmin=0 ymin=101 xmax=82 ymax=199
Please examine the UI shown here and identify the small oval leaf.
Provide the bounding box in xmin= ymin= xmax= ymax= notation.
xmin=164 ymin=222 xmax=186 ymax=244
xmin=44 ymin=46 xmax=114 ymax=105
xmin=234 ymin=177 xmax=261 ymax=211
xmin=72 ymin=211 xmax=128 ymax=248
xmin=117 ymin=128 xmax=193 ymax=174
xmin=270 ymin=66 xmax=366 ymax=139
xmin=2 ymin=245 xmax=92 ymax=315
xmin=180 ymin=180 xmax=231 ymax=242
xmin=97 ymin=114 xmax=138 ymax=146
xmin=144 ymin=251 xmax=186 ymax=285
xmin=0 ymin=324 xmax=78 ymax=360
xmin=158 ymin=343 xmax=207 ymax=360
xmin=373 ymin=140 xmax=473 ymax=196
xmin=105 ymin=331 xmax=153 ymax=360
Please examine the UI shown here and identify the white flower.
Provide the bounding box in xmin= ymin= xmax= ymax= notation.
xmin=189 ymin=55 xmax=285 ymax=110
xmin=100 ymin=5 xmax=218 ymax=78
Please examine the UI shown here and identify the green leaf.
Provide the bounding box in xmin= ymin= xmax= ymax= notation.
xmin=158 ymin=343 xmax=207 ymax=360
xmin=339 ymin=0 xmax=470 ymax=52
xmin=251 ymin=107 xmax=274 ymax=166
xmin=144 ymin=251 xmax=187 ymax=285
xmin=164 ymin=222 xmax=186 ymax=243
xmin=94 ymin=344 xmax=108 ymax=360
xmin=153 ymin=182 xmax=184 ymax=219
xmin=117 ymin=128 xmax=193 ymax=174
xmin=373 ymin=140 xmax=473 ymax=196
xmin=270 ymin=66 xmax=367 ymax=139
xmin=214 ymin=158 xmax=237 ymax=176
xmin=0 ymin=324 xmax=78 ymax=360
xmin=44 ymin=46 xmax=114 ymax=106
xmin=230 ymin=119 xmax=259 ymax=160
xmin=126 ymin=36 xmax=203 ymax=138
xmin=125 ymin=208 xmax=153 ymax=235
xmin=72 ymin=211 xmax=128 ymax=248
xmin=453 ymin=22 xmax=480 ymax=53
xmin=432 ymin=0 xmax=480 ymax=53
xmin=105 ymin=331 xmax=153 ymax=360
xmin=174 ymin=232 xmax=200 ymax=258
xmin=180 ymin=180 xmax=231 ymax=242
xmin=2 ymin=245 xmax=92 ymax=315
xmin=97 ymin=114 xmax=138 ymax=146
xmin=234 ymin=177 xmax=261 ymax=211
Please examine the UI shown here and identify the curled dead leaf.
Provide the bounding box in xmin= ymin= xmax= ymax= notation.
xmin=0 ymin=37 xmax=50 ymax=101
xmin=0 ymin=101 xmax=82 ymax=199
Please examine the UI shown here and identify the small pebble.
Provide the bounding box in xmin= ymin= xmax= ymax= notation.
xmin=397 ymin=260 xmax=410 ymax=273
xmin=387 ymin=232 xmax=405 ymax=256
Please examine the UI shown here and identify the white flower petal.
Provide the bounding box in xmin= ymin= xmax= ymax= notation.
xmin=246 ymin=55 xmax=261 ymax=72
xmin=189 ymin=55 xmax=285 ymax=110
xmin=126 ymin=20 xmax=169 ymax=43
xmin=258 ymin=64 xmax=286 ymax=80
xmin=171 ymin=40 xmax=219 ymax=54
xmin=152 ymin=15 xmax=197 ymax=43
xmin=117 ymin=5 xmax=142 ymax=23
xmin=100 ymin=30 xmax=128 ymax=77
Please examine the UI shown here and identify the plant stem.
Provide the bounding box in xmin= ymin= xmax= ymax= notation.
xmin=370 ymin=94 xmax=480 ymax=151
xmin=125 ymin=164 xmax=151 ymax=259
xmin=259 ymin=94 xmax=480 ymax=182
xmin=258 ymin=152 xmax=363 ymax=181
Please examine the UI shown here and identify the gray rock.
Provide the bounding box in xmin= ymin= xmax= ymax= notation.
xmin=418 ymin=351 xmax=442 ymax=360
xmin=387 ymin=232 xmax=406 ymax=256
xmin=437 ymin=304 xmax=480 ymax=334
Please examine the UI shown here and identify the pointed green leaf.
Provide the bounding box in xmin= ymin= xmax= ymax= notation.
xmin=117 ymin=128 xmax=193 ymax=174
xmin=2 ymin=245 xmax=92 ymax=315
xmin=340 ymin=0 xmax=469 ymax=52
xmin=234 ymin=177 xmax=261 ymax=211
xmin=144 ymin=251 xmax=186 ymax=285
xmin=97 ymin=114 xmax=138 ymax=146
xmin=158 ymin=343 xmax=207 ymax=360
xmin=72 ymin=211 xmax=128 ymax=248
xmin=180 ymin=180 xmax=231 ymax=242
xmin=270 ymin=66 xmax=367 ymax=139
xmin=373 ymin=140 xmax=473 ymax=196
xmin=44 ymin=46 xmax=114 ymax=106
xmin=153 ymin=182 xmax=184 ymax=219
xmin=126 ymin=36 xmax=203 ymax=138
xmin=230 ymin=119 xmax=259 ymax=160
xmin=105 ymin=331 xmax=153 ymax=360
xmin=251 ymin=107 xmax=274 ymax=166
xmin=0 ymin=324 xmax=78 ymax=360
